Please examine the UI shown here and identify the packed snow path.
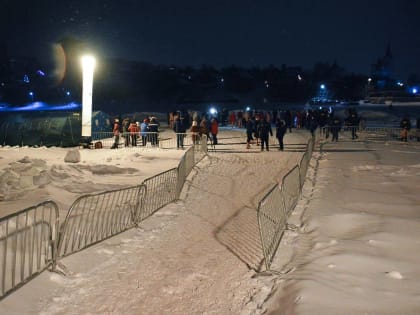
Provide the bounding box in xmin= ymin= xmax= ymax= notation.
xmin=1 ymin=129 xmax=310 ymax=314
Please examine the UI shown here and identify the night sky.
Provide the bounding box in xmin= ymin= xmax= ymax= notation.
xmin=2 ymin=0 xmax=420 ymax=80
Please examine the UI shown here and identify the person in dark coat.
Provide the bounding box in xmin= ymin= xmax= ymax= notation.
xmin=245 ymin=117 xmax=254 ymax=149
xmin=347 ymin=109 xmax=360 ymax=140
xmin=173 ymin=116 xmax=187 ymax=149
xmin=400 ymin=116 xmax=411 ymax=142
xmin=257 ymin=117 xmax=273 ymax=151
xmin=147 ymin=117 xmax=159 ymax=146
xmin=122 ymin=118 xmax=130 ymax=147
xmin=275 ymin=119 xmax=287 ymax=151
xmin=330 ymin=115 xmax=342 ymax=142
xmin=284 ymin=110 xmax=293 ymax=133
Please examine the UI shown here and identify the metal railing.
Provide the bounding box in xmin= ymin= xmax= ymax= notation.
xmin=257 ymin=185 xmax=288 ymax=271
xmin=57 ymin=185 xmax=145 ymax=258
xmin=137 ymin=168 xmax=179 ymax=222
xmin=0 ymin=201 xmax=59 ymax=299
xmin=256 ymin=136 xmax=315 ymax=271
xmin=0 ymin=133 xmax=208 ymax=301
xmin=321 ymin=126 xmax=420 ymax=142
xmin=91 ymin=132 xmax=160 ymax=149
xmin=90 ymin=132 xmax=207 ymax=150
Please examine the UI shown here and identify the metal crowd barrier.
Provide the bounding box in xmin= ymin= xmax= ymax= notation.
xmin=256 ymin=136 xmax=315 ymax=271
xmin=91 ymin=132 xmax=160 ymax=149
xmin=0 ymin=201 xmax=59 ymax=299
xmin=257 ymin=185 xmax=287 ymax=271
xmin=138 ymin=168 xmax=179 ymax=221
xmin=0 ymin=134 xmax=209 ymax=301
xmin=90 ymin=132 xmax=208 ymax=150
xmin=321 ymin=126 xmax=420 ymax=142
xmin=281 ymin=165 xmax=301 ymax=217
xmin=57 ymin=185 xmax=146 ymax=258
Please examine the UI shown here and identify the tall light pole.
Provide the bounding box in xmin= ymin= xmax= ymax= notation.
xmin=81 ymin=55 xmax=96 ymax=145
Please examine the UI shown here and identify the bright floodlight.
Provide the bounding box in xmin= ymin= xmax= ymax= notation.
xmin=209 ymin=107 xmax=217 ymax=115
xmin=246 ymin=106 xmax=251 ymax=111
xmin=320 ymin=84 xmax=325 ymax=90
xmin=81 ymin=55 xmax=96 ymax=138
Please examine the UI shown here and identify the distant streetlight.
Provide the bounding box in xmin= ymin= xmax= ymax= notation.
xmin=320 ymin=84 xmax=326 ymax=90
xmin=80 ymin=55 xmax=96 ymax=144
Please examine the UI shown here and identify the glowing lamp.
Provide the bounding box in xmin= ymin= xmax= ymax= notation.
xmin=81 ymin=55 xmax=96 ymax=139
xmin=209 ymin=107 xmax=217 ymax=115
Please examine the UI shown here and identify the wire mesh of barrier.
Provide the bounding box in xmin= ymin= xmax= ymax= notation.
xmin=137 ymin=168 xmax=179 ymax=222
xmin=298 ymin=152 xmax=309 ymax=191
xmin=0 ymin=201 xmax=59 ymax=299
xmin=257 ymin=185 xmax=287 ymax=271
xmin=57 ymin=185 xmax=145 ymax=258
xmin=256 ymin=135 xmax=317 ymax=272
xmin=91 ymin=132 xmax=161 ymax=149
xmin=281 ymin=165 xmax=301 ymax=217
xmin=0 ymin=138 xmax=210 ymax=300
xmin=321 ymin=126 xmax=419 ymax=142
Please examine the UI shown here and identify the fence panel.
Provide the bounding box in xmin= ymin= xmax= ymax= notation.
xmin=177 ymin=153 xmax=187 ymax=199
xmin=257 ymin=184 xmax=287 ymax=271
xmin=320 ymin=126 xmax=416 ymax=142
xmin=281 ymin=165 xmax=301 ymax=217
xmin=91 ymin=132 xmax=161 ymax=149
xmin=0 ymin=201 xmax=59 ymax=300
xmin=159 ymin=132 xmax=201 ymax=149
xmin=57 ymin=185 xmax=145 ymax=258
xmin=137 ymin=168 xmax=178 ymax=222
xmin=298 ymin=152 xmax=309 ymax=190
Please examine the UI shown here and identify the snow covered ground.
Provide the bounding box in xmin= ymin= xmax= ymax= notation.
xmin=0 ymin=113 xmax=420 ymax=314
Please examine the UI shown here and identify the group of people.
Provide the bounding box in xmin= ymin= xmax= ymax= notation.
xmin=244 ymin=113 xmax=288 ymax=151
xmin=172 ymin=114 xmax=219 ymax=149
xmin=111 ymin=116 xmax=160 ymax=149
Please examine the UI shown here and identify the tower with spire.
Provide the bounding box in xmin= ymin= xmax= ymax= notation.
xmin=371 ymin=43 xmax=395 ymax=90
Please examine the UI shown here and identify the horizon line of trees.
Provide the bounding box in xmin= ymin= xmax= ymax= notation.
xmin=1 ymin=37 xmax=417 ymax=112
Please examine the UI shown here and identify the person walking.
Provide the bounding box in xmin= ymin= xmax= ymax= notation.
xmin=245 ymin=117 xmax=254 ymax=149
xmin=174 ymin=116 xmax=187 ymax=149
xmin=347 ymin=109 xmax=360 ymax=140
xmin=330 ymin=115 xmax=342 ymax=142
xmin=275 ymin=119 xmax=287 ymax=151
xmin=190 ymin=120 xmax=200 ymax=145
xmin=257 ymin=117 xmax=273 ymax=151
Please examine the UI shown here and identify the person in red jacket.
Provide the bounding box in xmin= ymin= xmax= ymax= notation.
xmin=210 ymin=118 xmax=219 ymax=145
xmin=128 ymin=121 xmax=139 ymax=146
